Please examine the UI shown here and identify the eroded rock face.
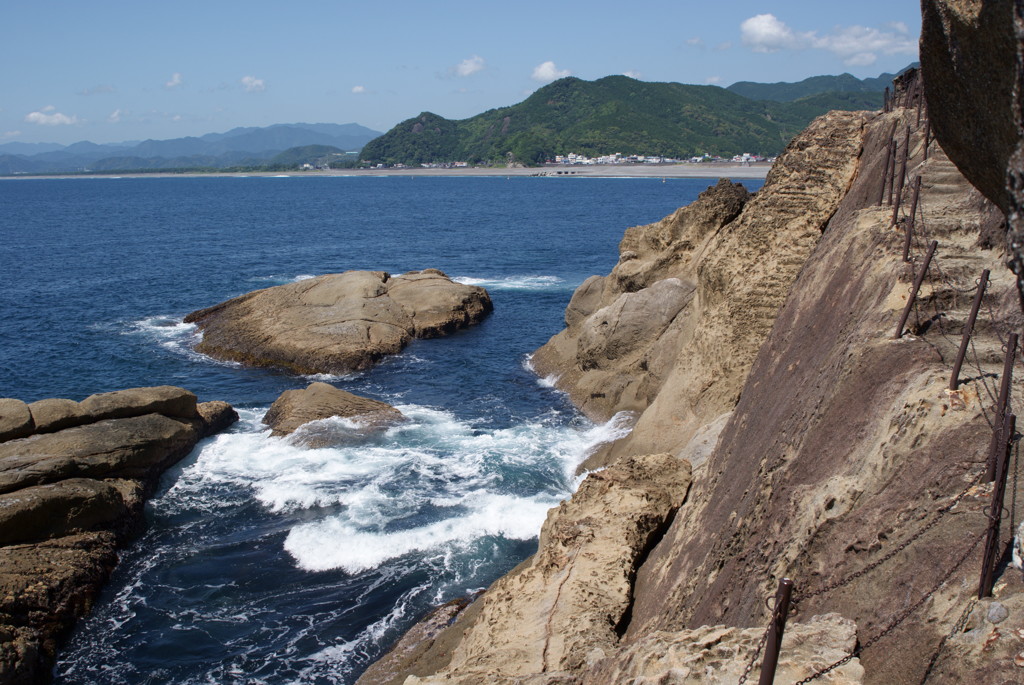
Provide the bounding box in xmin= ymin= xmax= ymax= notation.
xmin=0 ymin=388 xmax=237 ymax=685
xmin=184 ymin=270 xmax=493 ymax=375
xmin=533 ymin=111 xmax=867 ymax=470
xmin=262 ymin=382 xmax=403 ymax=439
xmin=359 ymin=453 xmax=692 ymax=684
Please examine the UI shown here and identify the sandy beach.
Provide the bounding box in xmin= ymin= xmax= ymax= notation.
xmin=5 ymin=162 xmax=771 ymax=181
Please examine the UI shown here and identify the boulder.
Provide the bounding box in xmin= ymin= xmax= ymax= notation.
xmin=27 ymin=398 xmax=84 ymax=434
xmin=197 ymin=400 xmax=240 ymax=437
xmin=0 ymin=399 xmax=33 ymax=443
xmin=263 ymin=382 xmax=403 ymax=438
xmin=184 ymin=270 xmax=492 ymax=375
xmin=0 ymin=478 xmax=126 ymax=546
xmin=77 ymin=385 xmax=199 ymax=422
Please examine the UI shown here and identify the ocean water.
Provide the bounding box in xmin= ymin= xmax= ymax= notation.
xmin=0 ymin=174 xmax=762 ymax=684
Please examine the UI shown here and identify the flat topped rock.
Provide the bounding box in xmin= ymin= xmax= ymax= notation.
xmin=184 ymin=269 xmax=492 ymax=375
xmin=263 ymin=382 xmax=403 ymax=441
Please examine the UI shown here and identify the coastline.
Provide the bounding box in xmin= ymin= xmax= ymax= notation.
xmin=1 ymin=162 xmax=771 ymax=181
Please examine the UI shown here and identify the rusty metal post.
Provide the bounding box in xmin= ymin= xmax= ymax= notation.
xmin=923 ymin=120 xmax=931 ymax=161
xmin=986 ymin=332 xmax=1019 ymax=481
xmin=979 ymin=412 xmax=1015 ymax=598
xmin=916 ymin=79 xmax=924 ymax=126
xmin=902 ymin=176 xmax=923 ymax=262
xmin=758 ymin=578 xmax=794 ymax=685
xmin=891 ymin=126 xmax=911 ymax=227
xmin=950 ymin=270 xmax=991 ymax=390
xmin=878 ymin=140 xmax=893 ymax=207
xmin=887 ymin=139 xmax=898 ymax=206
xmin=895 ymin=240 xmax=938 ymax=339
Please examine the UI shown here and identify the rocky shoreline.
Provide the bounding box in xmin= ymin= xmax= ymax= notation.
xmin=355 ymin=10 xmax=1024 ymax=680
xmin=0 ymin=387 xmax=238 ymax=684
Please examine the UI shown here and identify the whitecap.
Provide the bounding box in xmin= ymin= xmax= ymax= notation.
xmin=454 ymin=274 xmax=567 ymax=291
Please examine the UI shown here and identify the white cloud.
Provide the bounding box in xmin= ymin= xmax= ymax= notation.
xmin=3 ymin=130 xmax=21 ymax=138
xmin=705 ymin=75 xmax=722 ymax=84
xmin=741 ymin=14 xmax=808 ymax=52
xmin=531 ymin=61 xmax=571 ymax=83
xmin=740 ymin=14 xmax=917 ymax=66
xmin=352 ymin=85 xmax=366 ymax=94
xmin=241 ymin=75 xmax=266 ymax=92
xmin=107 ymin=109 xmax=121 ymax=123
xmin=714 ymin=41 xmax=733 ymax=51
xmin=686 ymin=37 xmax=704 ymax=47
xmin=165 ymin=72 xmax=183 ymax=89
xmin=623 ymin=70 xmax=642 ymax=79
xmin=24 ymin=107 xmax=79 ymax=126
xmin=455 ymin=55 xmax=485 ymax=77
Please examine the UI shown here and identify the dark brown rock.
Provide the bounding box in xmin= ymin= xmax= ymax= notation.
xmin=0 ymin=400 xmax=33 ymax=444
xmin=263 ymin=382 xmax=403 ymax=439
xmin=0 ymin=478 xmax=126 ymax=546
xmin=184 ymin=270 xmax=492 ymax=375
xmin=0 ymin=532 xmax=118 ymax=685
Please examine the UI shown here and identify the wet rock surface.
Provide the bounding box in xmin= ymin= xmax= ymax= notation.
xmin=184 ymin=269 xmax=493 ymax=375
xmin=262 ymin=381 xmax=404 ymax=441
xmin=0 ymin=386 xmax=237 ymax=684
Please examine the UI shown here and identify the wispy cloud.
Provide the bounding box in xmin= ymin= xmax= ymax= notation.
xmin=352 ymin=85 xmax=367 ymax=94
xmin=107 ymin=108 xmax=122 ymax=123
xmin=3 ymin=130 xmax=22 ymax=138
xmin=740 ymin=13 xmax=916 ymax=66
xmin=705 ymin=75 xmax=722 ymax=84
xmin=623 ymin=70 xmax=642 ymax=79
xmin=686 ymin=37 xmax=705 ymax=48
xmin=79 ymin=84 xmax=116 ymax=96
xmin=455 ymin=55 xmax=485 ymax=77
xmin=24 ymin=106 xmax=79 ymax=126
xmin=531 ymin=61 xmax=571 ymax=83
xmin=714 ymin=41 xmax=733 ymax=51
xmin=241 ymin=75 xmax=266 ymax=92
xmin=165 ymin=72 xmax=183 ymax=89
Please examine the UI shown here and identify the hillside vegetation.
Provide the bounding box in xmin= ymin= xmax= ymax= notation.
xmin=360 ymin=75 xmax=882 ymax=166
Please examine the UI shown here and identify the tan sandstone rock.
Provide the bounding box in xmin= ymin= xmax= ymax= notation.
xmin=0 ymin=478 xmax=126 ymax=546
xmin=0 ymin=399 xmax=33 ymax=443
xmin=533 ymin=111 xmax=867 ymax=471
xmin=262 ymin=382 xmax=403 ymax=439
xmin=382 ymin=453 xmax=691 ymax=683
xmin=184 ymin=269 xmax=493 ymax=375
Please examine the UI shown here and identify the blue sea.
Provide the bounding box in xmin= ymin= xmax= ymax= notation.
xmin=0 ymin=174 xmax=762 ymax=684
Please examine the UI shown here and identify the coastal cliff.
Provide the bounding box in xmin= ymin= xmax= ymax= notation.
xmin=359 ymin=60 xmax=1024 ymax=685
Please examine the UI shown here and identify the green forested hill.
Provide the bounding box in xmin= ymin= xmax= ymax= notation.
xmin=359 ymin=75 xmax=883 ymax=166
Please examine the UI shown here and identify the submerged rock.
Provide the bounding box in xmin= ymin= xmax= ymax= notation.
xmin=0 ymin=387 xmax=237 ymax=685
xmin=184 ymin=269 xmax=493 ymax=375
xmin=262 ymin=381 xmax=403 ymax=440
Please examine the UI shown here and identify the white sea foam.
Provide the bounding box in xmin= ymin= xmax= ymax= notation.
xmin=161 ymin=403 xmax=631 ymax=574
xmin=454 ymin=274 xmax=567 ymax=291
xmin=251 ymin=273 xmax=316 ymax=284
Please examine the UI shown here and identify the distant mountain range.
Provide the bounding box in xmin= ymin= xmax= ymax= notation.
xmin=0 ymin=123 xmax=381 ymax=175
xmin=360 ymin=70 xmax=895 ymax=166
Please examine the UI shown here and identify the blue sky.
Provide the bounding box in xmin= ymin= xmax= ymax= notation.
xmin=1 ymin=1 xmax=922 ymax=145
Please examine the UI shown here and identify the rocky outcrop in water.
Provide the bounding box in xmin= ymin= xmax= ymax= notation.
xmin=263 ymin=381 xmax=403 ymax=442
xmin=0 ymin=386 xmax=237 ymax=684
xmin=184 ymin=270 xmax=493 ymax=375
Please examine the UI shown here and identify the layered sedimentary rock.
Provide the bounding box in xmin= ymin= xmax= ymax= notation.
xmin=185 ymin=269 xmax=493 ymax=375
xmin=533 ymin=110 xmax=867 ymax=470
xmin=0 ymin=386 xmax=238 ymax=684
xmin=358 ymin=452 xmax=693 ymax=684
xmin=262 ymin=381 xmax=403 ymax=441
